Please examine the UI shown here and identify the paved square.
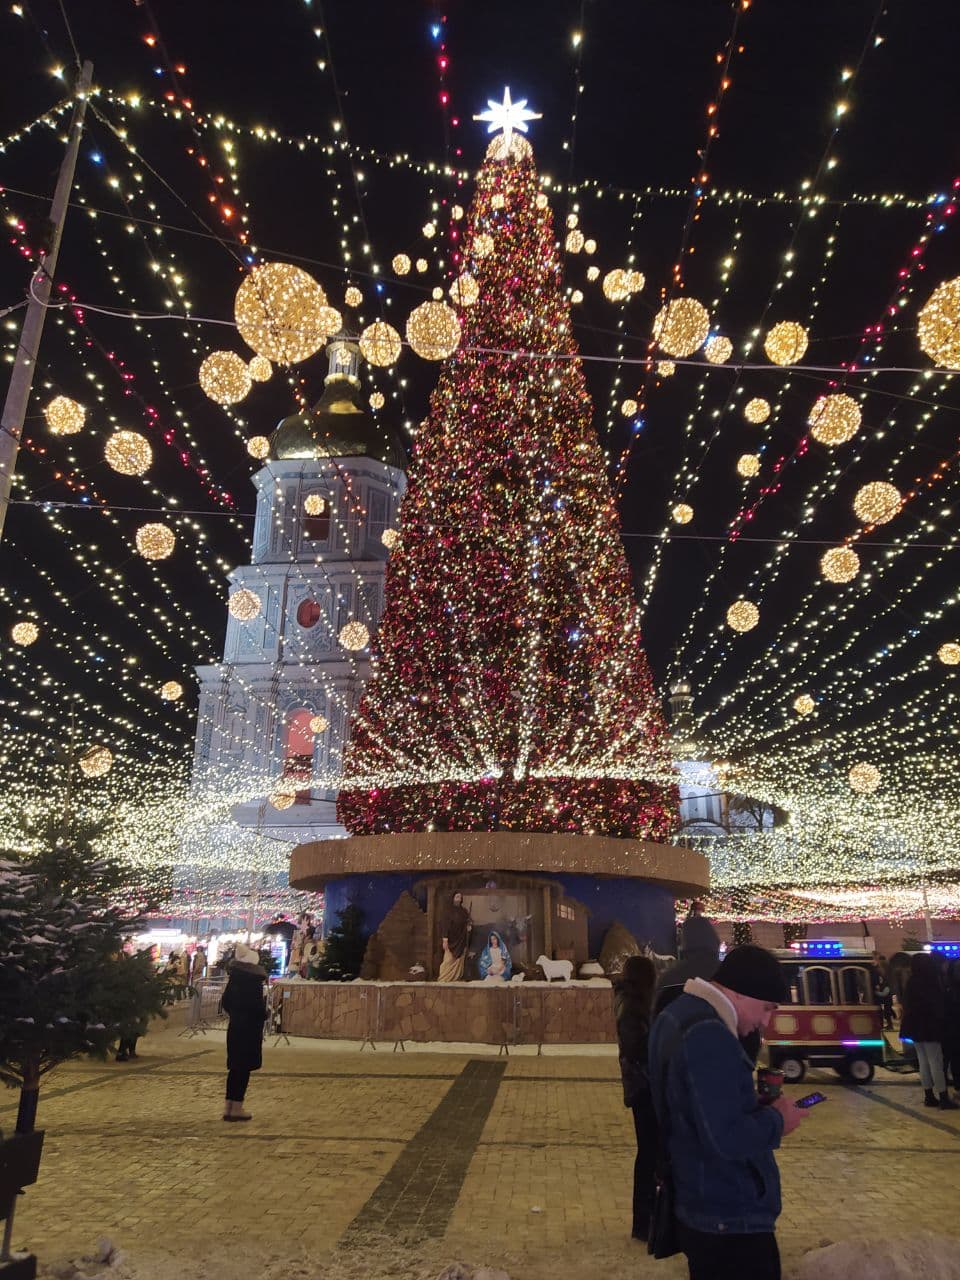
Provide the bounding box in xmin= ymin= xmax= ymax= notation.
xmin=4 ymin=1023 xmax=959 ymax=1279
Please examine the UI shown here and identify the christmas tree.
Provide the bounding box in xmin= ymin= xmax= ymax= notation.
xmin=338 ymin=107 xmax=677 ymax=841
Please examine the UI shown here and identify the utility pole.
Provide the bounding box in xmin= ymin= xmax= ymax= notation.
xmin=0 ymin=59 xmax=93 ymax=546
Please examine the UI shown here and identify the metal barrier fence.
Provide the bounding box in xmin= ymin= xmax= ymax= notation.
xmin=179 ymin=977 xmax=227 ymax=1037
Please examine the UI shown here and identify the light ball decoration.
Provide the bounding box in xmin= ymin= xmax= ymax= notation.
xmin=234 ymin=261 xmax=332 ymax=364
xmin=570 ymin=289 xmax=584 ymax=304
xmin=652 ymin=297 xmax=710 ymax=357
xmin=672 ymin=503 xmax=694 ymax=524
xmin=248 ymin=355 xmax=273 ymax=382
xmin=247 ymin=436 xmax=271 ymax=460
xmin=369 ymin=391 xmax=386 ymax=410
xmin=937 ymin=642 xmax=960 ymax=666
xmin=808 ymin=394 xmax=861 ymax=445
xmin=304 ymin=494 xmax=326 ymax=516
xmin=744 ymin=397 xmax=771 ymax=424
xmin=392 ymin=253 xmax=411 ymax=275
xmin=472 ymin=233 xmax=494 ymax=259
xmin=566 ymin=214 xmax=579 ymax=229
xmin=415 ymin=257 xmax=429 ymax=273
xmin=44 ymin=395 xmax=85 ymax=435
xmin=586 ymin=265 xmax=600 ymax=281
xmin=657 ymin=360 xmax=676 ymax=377
xmin=406 ymin=301 xmax=461 ymax=361
xmin=917 ymin=276 xmax=960 ymax=369
xmin=602 ymin=269 xmax=636 ymax=302
xmin=105 ymin=430 xmax=152 ymax=476
xmin=160 ymin=680 xmax=184 ymax=701
xmin=381 ymin=528 xmax=398 ymax=549
xmin=309 ymin=714 xmax=329 ymax=735
xmin=848 ymin=762 xmax=881 ymax=794
xmin=431 ymin=287 xmax=444 ymax=301
xmin=79 ymin=745 xmax=113 ymax=778
xmin=228 ymin=588 xmax=262 ymax=621
xmin=793 ymin=693 xmax=816 ymax=716
xmin=11 ymin=621 xmax=39 ymax=646
xmin=270 ymin=790 xmax=296 ymax=811
xmin=344 ymin=286 xmax=363 ymax=308
xmin=317 ymin=305 xmax=343 ymax=336
xmin=339 ymin=621 xmax=370 ymax=651
xmin=584 ymin=238 xmax=597 ymax=255
xmin=359 ymin=321 xmax=402 ymax=367
xmin=535 ymin=193 xmax=548 ymax=210
xmin=620 ymin=398 xmax=638 ymax=417
xmin=627 ymin=271 xmax=645 ymax=291
xmin=736 ymin=453 xmax=760 ymax=477
xmin=763 ymin=320 xmax=808 ymax=366
xmin=449 ymin=272 xmax=479 ymax=307
xmin=820 ymin=546 xmax=860 ymax=582
xmin=135 ymin=523 xmax=176 ymax=560
xmin=565 ymin=229 xmax=585 ymax=254
xmin=853 ymin=481 xmax=901 ymax=525
xmin=451 ymin=205 xmax=464 ymax=220
xmin=199 ymin=350 xmax=251 ymax=405
xmin=726 ymin=600 xmax=760 ymax=632
xmin=422 ymin=220 xmax=437 ymax=238
xmin=704 ymin=335 xmax=733 ymax=364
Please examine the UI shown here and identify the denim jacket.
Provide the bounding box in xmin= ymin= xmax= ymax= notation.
xmin=648 ymin=990 xmax=784 ymax=1234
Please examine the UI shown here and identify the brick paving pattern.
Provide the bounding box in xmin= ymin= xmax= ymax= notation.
xmin=4 ymin=1024 xmax=959 ymax=1279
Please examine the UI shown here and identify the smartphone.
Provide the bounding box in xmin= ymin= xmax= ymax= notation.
xmin=795 ymin=1091 xmax=827 ymax=1109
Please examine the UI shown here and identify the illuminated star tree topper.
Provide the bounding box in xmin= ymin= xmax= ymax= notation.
xmin=473 ymin=86 xmax=542 ymax=145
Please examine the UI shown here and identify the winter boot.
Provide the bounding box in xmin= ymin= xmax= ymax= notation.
xmin=923 ymin=1088 xmax=938 ymax=1106
xmin=939 ymin=1092 xmax=959 ymax=1110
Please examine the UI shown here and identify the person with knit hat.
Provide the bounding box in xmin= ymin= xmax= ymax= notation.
xmin=220 ymin=943 xmax=268 ymax=1121
xmin=647 ymin=944 xmax=804 ymax=1279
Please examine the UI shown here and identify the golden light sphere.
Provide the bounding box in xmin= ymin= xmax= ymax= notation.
xmin=422 ymin=220 xmax=437 ymax=238
xmin=937 ymin=642 xmax=960 ymax=666
xmin=270 ymin=791 xmax=296 ymax=811
xmin=369 ymin=391 xmax=385 ymax=410
xmin=472 ymin=233 xmax=494 ymax=259
xmin=652 ymin=297 xmax=710 ymax=357
xmin=359 ymin=321 xmax=402 ymax=367
xmin=248 ymin=355 xmax=273 ymax=382
xmin=726 ymin=600 xmax=760 ymax=632
xmin=820 ymin=546 xmax=860 ymax=582
xmin=848 ymin=762 xmax=881 ymax=794
xmin=744 ymin=397 xmax=770 ymax=424
xmin=339 ymin=621 xmax=370 ymax=650
xmin=381 ymin=528 xmax=398 ymax=549
xmin=449 ymin=272 xmax=479 ymax=307
xmin=672 ymin=503 xmax=694 ymax=524
xmin=566 ymin=214 xmax=579 ymax=229
xmin=415 ymin=257 xmax=429 ymax=273
xmin=318 ymin=305 xmax=343 ymax=336
xmin=808 ymin=393 xmax=861 ymax=445
xmin=309 ymin=714 xmax=329 ymax=734
xmin=234 ymin=261 xmax=331 ymax=364
xmin=736 ymin=453 xmax=760 ymax=477
xmin=853 ymin=481 xmax=901 ymax=525
xmin=627 ymin=270 xmax=645 ymax=291
xmin=105 ymin=430 xmax=152 ymax=476
xmin=160 ymin=680 xmax=183 ymax=701
xmin=918 ymin=276 xmax=960 ymax=369
xmin=793 ymin=693 xmax=815 ymax=716
xmin=247 ymin=436 xmax=271 ymax=460
xmin=344 ymin=286 xmax=363 ymax=308
xmin=570 ymin=289 xmax=584 ymax=304
xmin=304 ymin=494 xmax=326 ymax=516
xmin=135 ymin=523 xmax=176 ymax=560
xmin=406 ymin=301 xmax=460 ymax=360
xmin=392 ymin=253 xmax=411 ymax=275
xmin=451 ymin=205 xmax=464 ymax=220
xmin=199 ymin=350 xmax=251 ymax=405
xmin=586 ymin=265 xmax=600 ymax=281
xmin=11 ymin=621 xmax=39 ymax=646
xmin=704 ymin=335 xmax=733 ymax=364
xmin=584 ymin=238 xmax=597 ymax=255
xmin=565 ymin=229 xmax=585 ymax=254
xmin=657 ymin=360 xmax=676 ymax=377
xmin=431 ymin=287 xmax=444 ymax=301
xmin=44 ymin=395 xmax=85 ymax=435
xmin=621 ymin=398 xmax=638 ymax=417
xmin=602 ymin=269 xmax=637 ymax=302
xmin=763 ymin=320 xmax=808 ymax=366
xmin=535 ymin=193 xmax=548 ymax=209
xmin=79 ymin=745 xmax=113 ymax=778
xmin=228 ymin=588 xmax=262 ymax=621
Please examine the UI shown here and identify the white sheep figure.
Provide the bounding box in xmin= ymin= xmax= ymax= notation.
xmin=537 ymin=954 xmax=574 ymax=982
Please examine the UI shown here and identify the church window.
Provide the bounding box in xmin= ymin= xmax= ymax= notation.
xmin=282 ymin=709 xmax=315 ymax=803
xmin=297 ymin=599 xmax=323 ymax=629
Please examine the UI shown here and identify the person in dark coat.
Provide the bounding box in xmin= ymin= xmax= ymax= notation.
xmin=900 ymin=951 xmax=959 ymax=1109
xmin=221 ymin=943 xmax=268 ymax=1121
xmin=942 ymin=959 xmax=960 ymax=1091
xmin=614 ymin=954 xmax=658 ymax=1242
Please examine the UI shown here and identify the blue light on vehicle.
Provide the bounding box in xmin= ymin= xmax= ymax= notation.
xmin=841 ymin=1039 xmax=886 ymax=1047
xmin=925 ymin=941 xmax=960 ymax=956
xmin=791 ymin=939 xmax=843 ymax=956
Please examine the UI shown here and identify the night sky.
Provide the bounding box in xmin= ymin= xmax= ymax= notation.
xmin=2 ymin=0 xmax=959 ymax=795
